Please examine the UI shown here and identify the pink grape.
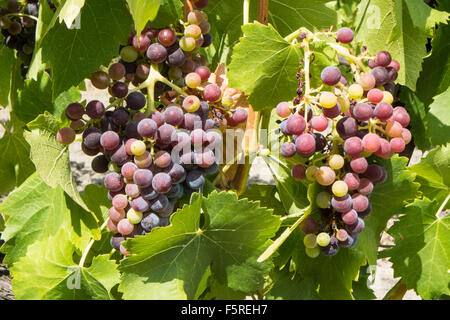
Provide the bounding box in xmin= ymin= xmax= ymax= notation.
xmin=374 ymin=102 xmax=393 ymax=120
xmin=336 ymin=27 xmax=354 ymax=43
xmin=344 ymin=137 xmax=363 ymax=156
xmin=350 ymin=156 xmax=368 ymax=173
xmin=390 ymin=137 xmax=406 ymax=152
xmin=353 ymin=103 xmax=373 ymax=121
xmin=286 ymin=114 xmax=306 ymax=135
xmin=203 ymin=84 xmax=222 ymax=102
xmin=121 ymin=162 xmax=138 ymax=180
xmin=352 ymin=193 xmax=369 ymax=212
xmin=109 ymin=207 xmax=125 ymax=223
xmin=276 ymin=102 xmax=291 ymax=118
xmin=295 ymin=133 xmax=316 ymax=157
xmin=358 ymin=178 xmax=374 ymax=195
xmin=117 ymin=219 xmax=134 ymax=235
xmin=311 ymin=115 xmax=328 ymax=131
xmin=367 ymin=89 xmax=384 ymax=103
xmin=343 ymin=172 xmax=360 ymax=191
xmin=112 ymin=194 xmax=128 ymax=210
xmin=341 ymin=209 xmax=358 ymax=225
xmin=374 ymin=138 xmax=391 ymax=158
xmin=362 ymin=133 xmax=381 ymax=153
xmin=386 ymin=121 xmax=403 ymax=137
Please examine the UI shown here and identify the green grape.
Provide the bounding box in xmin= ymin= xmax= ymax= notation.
xmin=182 ymin=95 xmax=201 ymax=112
xmin=305 ymin=247 xmax=320 ymax=258
xmin=337 ymin=96 xmax=350 ymax=113
xmin=316 ymin=191 xmax=332 ymax=208
xmin=319 ymin=92 xmax=337 ymax=109
xmin=316 ymin=232 xmax=331 ymax=247
xmin=185 ymin=72 xmax=201 ymax=88
xmin=328 ymin=154 xmax=344 ymax=170
xmin=131 ymin=140 xmax=146 ymax=156
xmin=332 ymin=180 xmax=348 ymax=197
xmin=120 ymin=46 xmax=138 ymax=63
xmin=348 ymin=84 xmax=363 ymax=99
xmin=222 ymin=96 xmax=234 ymax=107
xmin=127 ymin=208 xmax=143 ymax=224
xmin=179 ymin=36 xmax=196 ymax=52
xmin=303 ymin=234 xmax=317 ymax=249
xmin=382 ymin=91 xmax=393 ymax=104
xmin=305 ymin=165 xmax=318 ymax=181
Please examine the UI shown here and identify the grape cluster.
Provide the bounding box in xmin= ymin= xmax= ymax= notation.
xmin=0 ymin=0 xmax=39 ymax=77
xmin=56 ymin=0 xmax=248 ymax=256
xmin=275 ymin=27 xmax=412 ymax=258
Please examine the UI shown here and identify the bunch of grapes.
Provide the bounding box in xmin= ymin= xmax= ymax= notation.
xmin=56 ymin=0 xmax=248 ymax=256
xmin=0 ymin=0 xmax=53 ymax=77
xmin=275 ymin=27 xmax=411 ymax=258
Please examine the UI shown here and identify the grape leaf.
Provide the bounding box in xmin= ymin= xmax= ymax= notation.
xmin=397 ymin=86 xmax=431 ymax=150
xmin=240 ymin=184 xmax=285 ymax=216
xmin=59 ymin=0 xmax=85 ymax=28
xmin=23 ymin=112 xmax=89 ymax=211
xmin=0 ymin=45 xmax=14 ymax=106
xmin=266 ymin=268 xmax=320 ymax=300
xmin=41 ymin=0 xmax=132 ymax=98
xmin=228 ymin=22 xmax=302 ymax=111
xmin=380 ymin=198 xmax=450 ymax=299
xmin=355 ymin=0 xmax=428 ymax=90
xmin=416 ymin=23 xmax=450 ymax=106
xmin=0 ymin=173 xmax=99 ymax=266
xmin=0 ymin=125 xmax=35 ymax=195
xmin=206 ymin=277 xmax=246 ymax=300
xmin=0 ymin=213 xmax=4 ymax=232
xmin=352 ymin=265 xmax=377 ymax=300
xmin=409 ymin=145 xmax=449 ymax=202
xmin=268 ymin=0 xmax=337 ymax=36
xmin=150 ymin=0 xmax=183 ymax=29
xmin=262 ymin=154 xmax=309 ymax=214
xmin=292 ymin=227 xmax=367 ymax=300
xmin=11 ymin=230 xmax=119 ymax=300
xmin=126 ymin=0 xmax=161 ymax=36
xmin=426 ymin=87 xmax=450 ymax=147
xmin=119 ymin=191 xmax=280 ymax=299
xmin=358 ymin=156 xmax=419 ymax=264
xmin=404 ymin=0 xmax=449 ymax=36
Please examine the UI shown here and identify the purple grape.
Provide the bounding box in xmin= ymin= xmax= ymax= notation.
xmin=150 ymin=194 xmax=169 ymax=212
xmin=91 ymin=155 xmax=109 ymax=173
xmin=232 ymin=108 xmax=248 ymax=124
xmin=186 ymin=170 xmax=205 ymax=189
xmin=351 ymin=193 xmax=369 ymax=212
xmin=331 ymin=194 xmax=353 ymax=212
xmin=295 ymin=133 xmax=316 ymax=157
xmin=110 ymin=144 xmax=130 ymax=166
xmin=126 ymin=92 xmax=146 ymax=110
xmin=322 ymin=103 xmax=341 ymax=118
xmin=183 ymin=113 xmax=202 ymax=131
xmin=86 ymin=100 xmax=105 ymax=119
xmin=65 ymin=103 xmax=84 ymax=120
xmin=146 ymin=43 xmax=167 ymax=63
xmin=100 ymin=131 xmax=120 ymax=151
xmin=156 ymin=124 xmax=176 ymax=145
xmin=141 ymin=213 xmax=160 ymax=232
xmin=336 ymin=27 xmax=353 ymax=44
xmin=133 ymin=169 xmax=153 ymax=188
xmin=152 ymin=172 xmax=172 ymax=194
xmin=280 ymin=142 xmax=296 ymax=158
xmin=111 ymin=82 xmax=128 ymax=98
xmin=141 ymin=186 xmax=158 ymax=201
xmin=125 ymin=121 xmax=142 ymax=139
xmin=104 ymin=172 xmax=124 ymax=192
xmin=137 ymin=118 xmax=157 ymax=138
xmin=320 ymin=236 xmax=339 ymax=256
xmin=321 ymin=66 xmax=341 ymax=86
xmin=346 ymin=218 xmax=365 ymax=235
xmin=131 ymin=196 xmax=149 ymax=212
xmin=164 ymin=105 xmax=184 ymax=126
xmin=82 ymin=127 xmax=102 ymax=149
xmin=336 ymin=117 xmax=357 ymax=139
xmin=371 ymin=67 xmax=390 ymax=86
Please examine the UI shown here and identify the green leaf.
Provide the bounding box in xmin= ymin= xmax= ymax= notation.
xmin=0 ymin=173 xmax=99 ymax=266
xmin=266 ymin=268 xmax=320 ymax=300
xmin=262 ymin=155 xmax=309 ymax=214
xmin=381 ymin=198 xmax=450 ymax=299
xmin=358 ymin=156 xmax=419 ymax=264
xmin=0 ymin=214 xmax=4 ymax=232
xmin=268 ymin=0 xmax=337 ymax=36
xmin=119 ymin=191 xmax=280 ymax=299
xmin=228 ymin=22 xmax=302 ymax=111
xmin=0 ymin=126 xmax=35 ymax=195
xmin=416 ymin=23 xmax=450 ymax=106
xmin=240 ymin=184 xmax=285 ymax=216
xmin=397 ymin=86 xmax=431 ymax=150
xmin=14 ymin=71 xmax=52 ymax=123
xmin=0 ymin=45 xmax=15 ymax=106
xmin=150 ymin=0 xmax=183 ymax=29
xmin=59 ymin=0 xmax=86 ymax=28
xmin=206 ymin=277 xmax=246 ymax=300
xmin=352 ymin=266 xmax=376 ymax=300
xmin=292 ymin=227 xmax=367 ymax=300
xmin=409 ymin=145 xmax=450 ymax=200
xmin=355 ymin=0 xmax=428 ymax=90
xmin=10 ymin=230 xmax=119 ymax=300
xmin=23 ymin=113 xmax=89 ymax=211
xmin=404 ymin=0 xmax=449 ymax=35
xmin=126 ymin=0 xmax=161 ymax=36
xmin=426 ymin=88 xmax=450 ymax=146
xmin=41 ymin=0 xmax=132 ymax=98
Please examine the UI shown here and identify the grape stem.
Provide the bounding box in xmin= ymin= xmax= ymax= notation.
xmin=4 ymin=13 xmax=39 ymax=22
xmin=139 ymin=63 xmax=188 ymax=114
xmin=243 ymin=0 xmax=250 ymax=26
xmin=78 ymin=219 xmax=109 ymax=268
